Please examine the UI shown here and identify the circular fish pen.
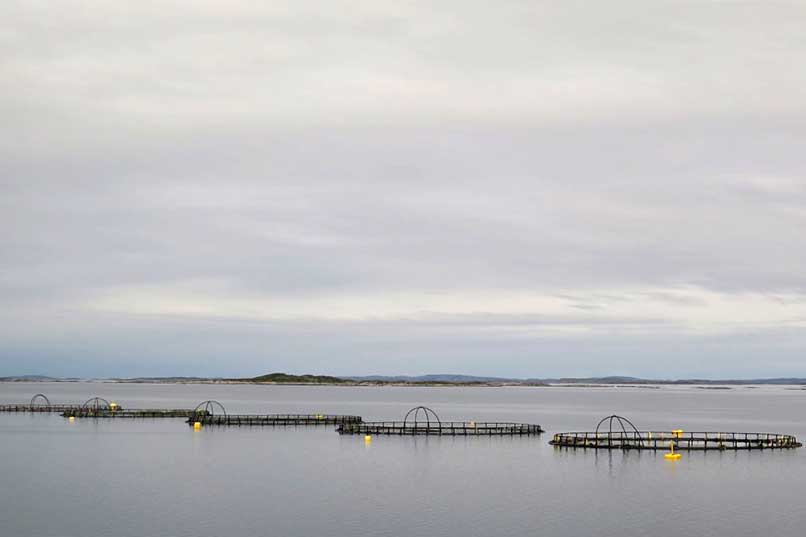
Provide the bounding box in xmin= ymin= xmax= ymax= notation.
xmin=63 ymin=408 xmax=201 ymax=418
xmin=0 ymin=394 xmax=78 ymax=413
xmin=337 ymin=406 xmax=543 ymax=436
xmin=550 ymin=415 xmax=801 ymax=450
xmin=186 ymin=400 xmax=361 ymax=426
xmin=194 ymin=414 xmax=364 ymax=426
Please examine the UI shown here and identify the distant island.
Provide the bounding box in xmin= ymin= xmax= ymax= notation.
xmin=2 ymin=373 xmax=806 ymax=387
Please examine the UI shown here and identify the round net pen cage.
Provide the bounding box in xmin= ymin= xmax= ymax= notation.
xmin=1 ymin=394 xmax=79 ymax=413
xmin=187 ymin=400 xmax=363 ymax=426
xmin=62 ymin=407 xmax=202 ymax=418
xmin=191 ymin=413 xmax=364 ymax=426
xmin=337 ymin=406 xmax=544 ymax=436
xmin=550 ymin=415 xmax=802 ymax=450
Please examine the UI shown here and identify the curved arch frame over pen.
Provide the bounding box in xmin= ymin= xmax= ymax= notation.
xmin=193 ymin=400 xmax=227 ymax=418
xmin=594 ymin=415 xmax=643 ymax=447
xmin=82 ymin=397 xmax=112 ymax=411
xmin=402 ymin=406 xmax=441 ymax=428
xmin=30 ymin=393 xmax=51 ymax=407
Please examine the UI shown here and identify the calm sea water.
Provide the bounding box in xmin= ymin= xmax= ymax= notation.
xmin=1 ymin=381 xmax=805 ymax=537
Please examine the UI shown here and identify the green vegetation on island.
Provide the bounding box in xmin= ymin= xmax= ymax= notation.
xmin=246 ymin=372 xmax=350 ymax=384
xmin=239 ymin=373 xmax=540 ymax=386
xmin=242 ymin=373 xmax=489 ymax=386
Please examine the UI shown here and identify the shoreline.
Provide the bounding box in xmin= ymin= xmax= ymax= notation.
xmin=2 ymin=379 xmax=805 ymax=388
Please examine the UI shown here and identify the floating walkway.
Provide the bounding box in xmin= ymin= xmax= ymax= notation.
xmin=186 ymin=400 xmax=362 ymax=427
xmin=337 ymin=406 xmax=544 ymax=436
xmin=193 ymin=414 xmax=363 ymax=426
xmin=63 ymin=398 xmax=209 ymax=419
xmin=550 ymin=415 xmax=802 ymax=450
xmin=0 ymin=403 xmax=79 ymax=413
xmin=0 ymin=394 xmax=79 ymax=413
xmin=63 ymin=408 xmax=201 ymax=418
xmin=2 ymin=395 xmax=198 ymax=419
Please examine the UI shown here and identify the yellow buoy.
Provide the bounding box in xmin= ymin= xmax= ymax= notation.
xmin=364 ymin=435 xmax=372 ymax=444
xmin=193 ymin=421 xmax=202 ymax=431
xmin=68 ymin=416 xmax=75 ymax=422
xmin=664 ymin=440 xmax=681 ymax=460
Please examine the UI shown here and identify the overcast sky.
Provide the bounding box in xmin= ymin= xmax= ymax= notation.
xmin=2 ymin=1 xmax=805 ymax=378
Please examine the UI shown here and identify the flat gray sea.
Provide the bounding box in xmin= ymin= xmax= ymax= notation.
xmin=1 ymin=381 xmax=805 ymax=537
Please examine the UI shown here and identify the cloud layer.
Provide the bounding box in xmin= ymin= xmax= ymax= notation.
xmin=2 ymin=1 xmax=805 ymax=377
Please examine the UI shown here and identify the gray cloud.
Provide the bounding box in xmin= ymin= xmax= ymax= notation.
xmin=2 ymin=1 xmax=806 ymax=377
